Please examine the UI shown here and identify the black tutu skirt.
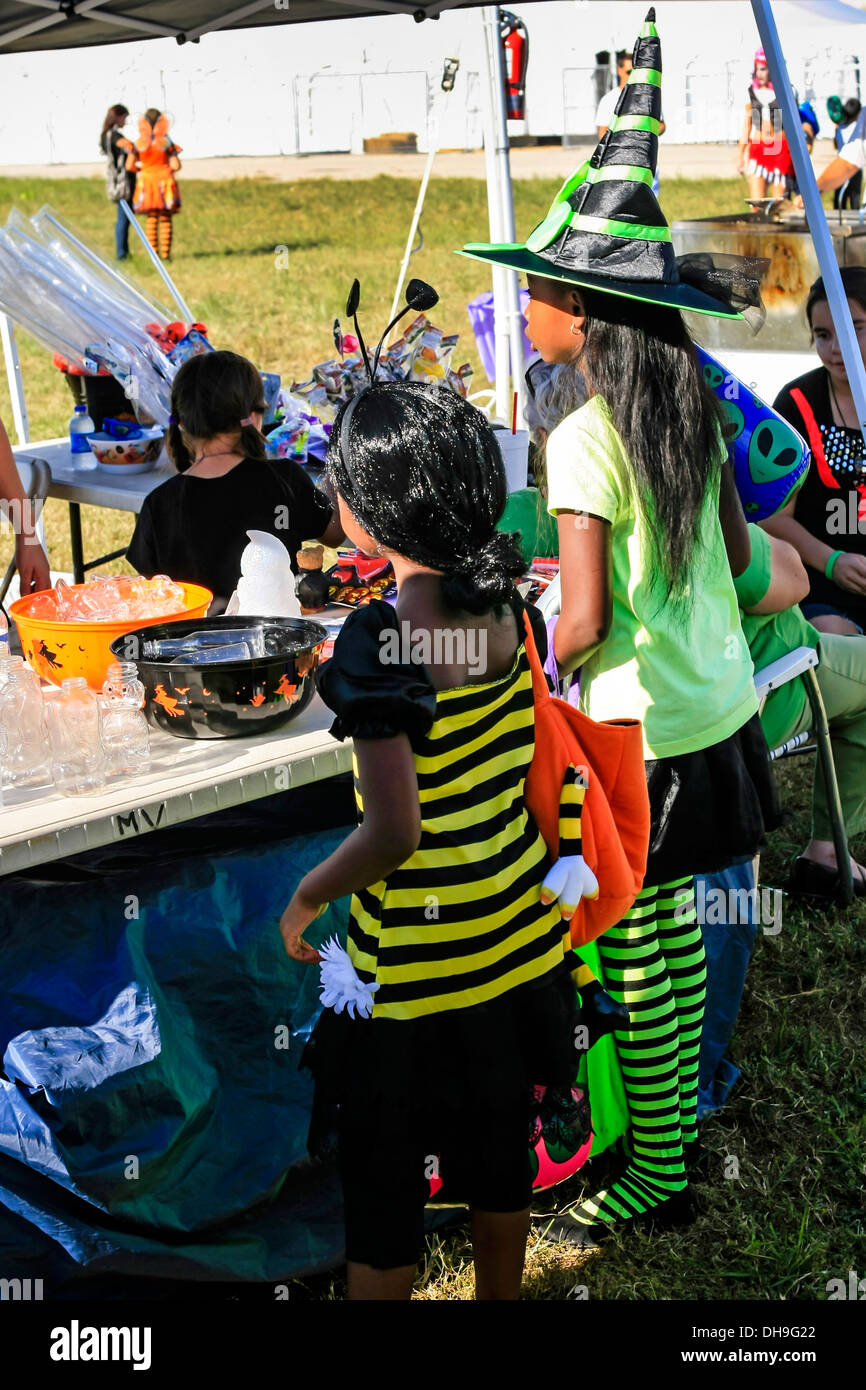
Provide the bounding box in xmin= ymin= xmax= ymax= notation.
xmin=302 ymin=962 xmax=578 ymax=1159
xmin=644 ymin=711 xmax=782 ymax=885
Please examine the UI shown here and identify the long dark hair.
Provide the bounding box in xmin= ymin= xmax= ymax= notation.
xmin=577 ymin=287 xmax=724 ymax=604
xmin=168 ymin=350 xmax=266 ymax=473
xmin=806 ymin=265 xmax=866 ymax=329
xmin=327 ymin=382 xmax=524 ymax=614
xmin=99 ymin=103 xmax=128 ymax=152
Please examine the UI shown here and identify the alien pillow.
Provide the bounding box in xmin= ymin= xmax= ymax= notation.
xmin=697 ymin=346 xmax=809 ymax=522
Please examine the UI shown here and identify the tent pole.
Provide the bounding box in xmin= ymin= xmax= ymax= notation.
xmin=484 ymin=4 xmax=526 ymax=429
xmin=1 ymin=315 xmax=29 ymax=445
xmin=751 ymin=0 xmax=866 ymax=446
xmin=480 ymin=7 xmax=511 ymax=420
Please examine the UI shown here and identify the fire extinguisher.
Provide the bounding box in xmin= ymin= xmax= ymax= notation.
xmin=500 ymin=9 xmax=529 ymax=121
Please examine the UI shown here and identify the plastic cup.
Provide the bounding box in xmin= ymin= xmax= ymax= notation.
xmin=495 ymin=430 xmax=530 ymax=493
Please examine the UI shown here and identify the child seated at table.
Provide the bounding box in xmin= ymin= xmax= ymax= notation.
xmin=127 ymin=350 xmax=343 ymax=607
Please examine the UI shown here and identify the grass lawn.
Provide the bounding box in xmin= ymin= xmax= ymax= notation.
xmin=0 ymin=173 xmax=749 ymax=574
xmin=1 ymin=174 xmax=862 ymax=1301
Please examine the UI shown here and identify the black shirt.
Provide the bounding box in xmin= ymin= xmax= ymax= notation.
xmin=127 ymin=456 xmax=333 ymax=603
xmin=773 ymin=366 xmax=866 ymax=625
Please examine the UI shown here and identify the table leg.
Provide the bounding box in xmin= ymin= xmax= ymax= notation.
xmin=69 ymin=502 xmax=85 ymax=584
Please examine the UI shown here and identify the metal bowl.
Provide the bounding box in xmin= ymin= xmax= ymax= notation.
xmin=110 ymin=615 xmax=327 ymax=740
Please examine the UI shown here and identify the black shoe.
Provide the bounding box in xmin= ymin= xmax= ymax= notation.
xmin=683 ymin=1138 xmax=710 ymax=1176
xmin=789 ymin=856 xmax=866 ymax=900
xmin=633 ymin=1185 xmax=698 ymax=1231
xmin=535 ymin=1187 xmax=697 ymax=1248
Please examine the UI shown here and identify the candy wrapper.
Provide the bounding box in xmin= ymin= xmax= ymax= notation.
xmin=264 ymin=400 xmax=311 ymax=461
xmin=325 ymin=551 xmax=397 ymax=608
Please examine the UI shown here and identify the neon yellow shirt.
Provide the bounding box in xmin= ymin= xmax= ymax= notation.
xmin=546 ymin=394 xmax=758 ymax=759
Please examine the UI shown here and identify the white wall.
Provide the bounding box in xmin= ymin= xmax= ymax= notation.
xmin=0 ymin=1 xmax=863 ymax=163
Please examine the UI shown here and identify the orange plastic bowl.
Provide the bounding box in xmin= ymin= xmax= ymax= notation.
xmin=10 ymin=582 xmax=212 ymax=690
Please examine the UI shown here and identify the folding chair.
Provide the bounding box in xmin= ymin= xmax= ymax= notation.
xmin=0 ymin=456 xmax=51 ymax=607
xmin=753 ymin=646 xmax=854 ymax=906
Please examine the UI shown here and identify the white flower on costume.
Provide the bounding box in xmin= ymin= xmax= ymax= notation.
xmin=318 ymin=936 xmax=380 ymax=1019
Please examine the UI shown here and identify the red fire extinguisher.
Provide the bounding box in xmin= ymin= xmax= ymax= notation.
xmin=500 ymin=9 xmax=529 ymax=121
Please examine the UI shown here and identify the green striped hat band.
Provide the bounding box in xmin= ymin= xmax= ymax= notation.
xmin=526 ymin=7 xmax=679 ymax=287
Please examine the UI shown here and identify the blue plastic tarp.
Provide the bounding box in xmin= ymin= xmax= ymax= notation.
xmin=0 ymin=818 xmax=353 ymax=1287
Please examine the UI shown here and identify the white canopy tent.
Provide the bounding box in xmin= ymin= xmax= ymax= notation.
xmin=0 ymin=0 xmax=864 ymax=443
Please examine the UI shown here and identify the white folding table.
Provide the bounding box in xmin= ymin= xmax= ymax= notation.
xmin=0 ymin=690 xmax=352 ymax=877
xmin=11 ymin=438 xmax=177 ymax=583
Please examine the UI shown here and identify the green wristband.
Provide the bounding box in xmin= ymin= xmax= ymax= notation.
xmin=825 ymin=549 xmax=844 ymax=580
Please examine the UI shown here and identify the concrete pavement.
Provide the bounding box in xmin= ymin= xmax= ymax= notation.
xmin=0 ymin=139 xmax=837 ymax=183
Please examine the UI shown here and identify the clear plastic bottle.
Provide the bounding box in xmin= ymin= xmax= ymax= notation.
xmin=0 ymin=657 xmax=53 ymax=789
xmin=142 ymin=628 xmax=266 ymax=660
xmin=45 ymin=676 xmax=106 ymax=795
xmin=100 ymin=661 xmax=151 ymax=777
xmin=69 ymin=403 xmax=97 ymax=469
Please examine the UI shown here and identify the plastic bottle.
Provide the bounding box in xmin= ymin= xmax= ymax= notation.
xmin=142 ymin=628 xmax=265 ymax=660
xmin=0 ymin=657 xmax=53 ymax=789
xmin=69 ymin=403 xmax=97 ymax=468
xmin=45 ymin=677 xmax=106 ymax=795
xmin=100 ymin=662 xmax=151 ymax=777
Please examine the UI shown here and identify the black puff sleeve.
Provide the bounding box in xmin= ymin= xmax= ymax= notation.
xmin=316 ymin=600 xmax=438 ymax=743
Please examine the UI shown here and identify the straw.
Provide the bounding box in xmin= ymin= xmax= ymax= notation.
xmin=511 ymin=390 xmax=518 ymax=434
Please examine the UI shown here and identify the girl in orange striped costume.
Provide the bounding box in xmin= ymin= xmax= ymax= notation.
xmin=126 ymin=109 xmax=181 ymax=261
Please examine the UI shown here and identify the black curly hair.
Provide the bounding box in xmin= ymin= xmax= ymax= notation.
xmin=327 ymin=382 xmax=524 ymax=615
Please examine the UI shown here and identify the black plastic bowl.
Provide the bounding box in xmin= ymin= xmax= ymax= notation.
xmin=110 ymin=615 xmax=328 ymax=740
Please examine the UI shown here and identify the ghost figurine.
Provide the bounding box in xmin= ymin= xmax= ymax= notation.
xmin=227 ymin=529 xmax=302 ymax=618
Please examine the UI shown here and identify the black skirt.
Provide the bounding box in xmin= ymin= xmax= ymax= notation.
xmin=643 ymin=711 xmax=782 ymax=885
xmin=302 ymin=963 xmax=578 ymax=1159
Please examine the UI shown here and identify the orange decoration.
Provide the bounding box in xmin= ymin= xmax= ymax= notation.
xmin=153 ymin=683 xmax=184 ymax=717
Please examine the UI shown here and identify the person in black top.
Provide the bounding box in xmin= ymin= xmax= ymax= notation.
xmin=99 ymin=104 xmax=136 ymax=261
xmin=769 ymin=267 xmax=866 ymax=635
xmin=127 ymin=351 xmax=343 ymax=608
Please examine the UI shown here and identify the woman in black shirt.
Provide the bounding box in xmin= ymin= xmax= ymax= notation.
xmin=99 ymin=104 xmax=135 ymax=261
xmin=127 ymin=351 xmax=343 ymax=607
xmin=770 ymin=268 xmax=866 ymax=634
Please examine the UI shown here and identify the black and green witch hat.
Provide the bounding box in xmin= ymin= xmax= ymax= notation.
xmin=460 ymin=8 xmax=764 ymax=322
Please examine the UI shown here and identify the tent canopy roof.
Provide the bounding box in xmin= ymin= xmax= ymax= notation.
xmin=0 ymin=0 xmax=478 ymax=54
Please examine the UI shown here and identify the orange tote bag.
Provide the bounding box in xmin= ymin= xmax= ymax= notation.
xmin=522 ymin=610 xmax=650 ymax=946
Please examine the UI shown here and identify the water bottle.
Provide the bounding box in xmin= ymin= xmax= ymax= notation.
xmin=45 ymin=677 xmax=106 ymax=795
xmin=69 ymin=403 xmax=96 ymax=467
xmin=100 ymin=662 xmax=151 ymax=777
xmin=0 ymin=657 xmax=53 ymax=789
xmin=142 ymin=628 xmax=265 ymax=660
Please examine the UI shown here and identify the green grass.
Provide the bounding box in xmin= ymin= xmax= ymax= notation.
xmin=2 ymin=176 xmax=862 ymax=1300
xmin=0 ymin=173 xmax=749 ymax=574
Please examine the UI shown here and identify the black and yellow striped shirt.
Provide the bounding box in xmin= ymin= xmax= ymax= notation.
xmin=318 ymin=602 xmax=568 ymax=1022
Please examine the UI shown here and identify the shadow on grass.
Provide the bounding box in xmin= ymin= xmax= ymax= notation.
xmin=185 ymin=241 xmax=325 ymax=259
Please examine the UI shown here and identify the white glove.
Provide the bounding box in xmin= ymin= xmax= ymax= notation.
xmin=541 ymin=855 xmax=599 ymax=918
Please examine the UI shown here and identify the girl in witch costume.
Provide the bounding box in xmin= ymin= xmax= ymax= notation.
xmin=127 ymin=108 xmax=182 ymax=260
xmin=279 ymin=280 xmax=626 ymax=1300
xmin=460 ymin=7 xmax=780 ymax=1246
